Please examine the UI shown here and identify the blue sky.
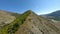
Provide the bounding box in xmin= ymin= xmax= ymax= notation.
xmin=0 ymin=0 xmax=60 ymax=15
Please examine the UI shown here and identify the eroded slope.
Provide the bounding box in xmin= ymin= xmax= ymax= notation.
xmin=0 ymin=10 xmax=15 ymax=28
xmin=0 ymin=10 xmax=60 ymax=34
xmin=15 ymin=11 xmax=60 ymax=34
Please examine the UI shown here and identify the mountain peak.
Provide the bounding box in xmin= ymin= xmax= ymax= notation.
xmin=15 ymin=10 xmax=60 ymax=34
xmin=25 ymin=10 xmax=34 ymax=14
xmin=23 ymin=10 xmax=37 ymax=16
xmin=26 ymin=10 xmax=33 ymax=12
xmin=0 ymin=10 xmax=60 ymax=34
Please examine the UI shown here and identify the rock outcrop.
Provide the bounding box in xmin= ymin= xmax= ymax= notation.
xmin=15 ymin=10 xmax=60 ymax=34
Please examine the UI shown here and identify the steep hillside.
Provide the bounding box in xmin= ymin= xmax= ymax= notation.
xmin=0 ymin=10 xmax=15 ymax=28
xmin=0 ymin=10 xmax=60 ymax=34
xmin=0 ymin=10 xmax=31 ymax=34
xmin=15 ymin=10 xmax=60 ymax=34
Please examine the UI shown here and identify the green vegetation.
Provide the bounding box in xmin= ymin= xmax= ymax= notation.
xmin=0 ymin=11 xmax=31 ymax=34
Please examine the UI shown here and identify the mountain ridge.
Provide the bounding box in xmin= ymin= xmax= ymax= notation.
xmin=0 ymin=10 xmax=31 ymax=34
xmin=15 ymin=10 xmax=60 ymax=34
xmin=0 ymin=10 xmax=60 ymax=34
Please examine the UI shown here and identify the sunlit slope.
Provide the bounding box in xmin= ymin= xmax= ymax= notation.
xmin=0 ymin=10 xmax=31 ymax=34
xmin=0 ymin=10 xmax=15 ymax=28
xmin=15 ymin=10 xmax=60 ymax=34
xmin=0 ymin=10 xmax=60 ymax=34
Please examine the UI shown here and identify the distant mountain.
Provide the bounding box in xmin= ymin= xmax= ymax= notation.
xmin=47 ymin=10 xmax=60 ymax=16
xmin=6 ymin=11 xmax=21 ymax=18
xmin=0 ymin=10 xmax=60 ymax=34
xmin=42 ymin=10 xmax=60 ymax=21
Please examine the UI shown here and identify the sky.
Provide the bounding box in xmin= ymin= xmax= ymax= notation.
xmin=0 ymin=0 xmax=60 ymax=15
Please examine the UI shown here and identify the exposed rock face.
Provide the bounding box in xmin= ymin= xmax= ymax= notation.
xmin=15 ymin=11 xmax=60 ymax=34
xmin=0 ymin=11 xmax=15 ymax=28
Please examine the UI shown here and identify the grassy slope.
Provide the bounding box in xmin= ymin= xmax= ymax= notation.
xmin=0 ymin=11 xmax=31 ymax=34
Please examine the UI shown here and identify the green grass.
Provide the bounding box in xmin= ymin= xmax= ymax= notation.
xmin=0 ymin=11 xmax=31 ymax=34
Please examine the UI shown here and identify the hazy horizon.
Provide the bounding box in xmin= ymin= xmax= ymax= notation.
xmin=0 ymin=0 xmax=60 ymax=15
